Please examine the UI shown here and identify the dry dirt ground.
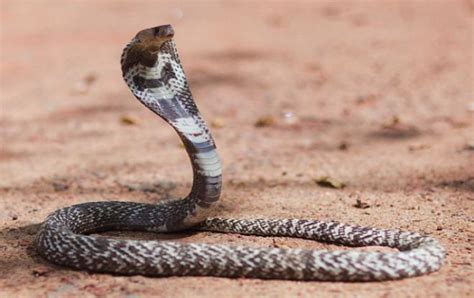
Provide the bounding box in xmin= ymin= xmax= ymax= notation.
xmin=1 ymin=0 xmax=473 ymax=297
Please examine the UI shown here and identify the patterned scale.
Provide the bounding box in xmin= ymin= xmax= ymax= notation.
xmin=34 ymin=25 xmax=445 ymax=281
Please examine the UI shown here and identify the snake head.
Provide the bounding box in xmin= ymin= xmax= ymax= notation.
xmin=135 ymin=25 xmax=175 ymax=43
xmin=121 ymin=25 xmax=176 ymax=74
xmin=121 ymin=25 xmax=208 ymax=143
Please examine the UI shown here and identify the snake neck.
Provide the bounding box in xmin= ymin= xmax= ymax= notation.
xmin=122 ymin=37 xmax=222 ymax=227
xmin=182 ymin=137 xmax=222 ymax=207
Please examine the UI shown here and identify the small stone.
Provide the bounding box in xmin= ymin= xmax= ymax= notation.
xmin=211 ymin=118 xmax=226 ymax=128
xmin=32 ymin=266 xmax=50 ymax=277
xmin=468 ymin=102 xmax=474 ymax=112
xmin=71 ymin=82 xmax=88 ymax=95
xmin=52 ymin=181 xmax=69 ymax=192
xmin=280 ymin=111 xmax=298 ymax=125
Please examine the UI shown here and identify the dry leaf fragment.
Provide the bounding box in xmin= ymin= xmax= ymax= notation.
xmin=465 ymin=141 xmax=474 ymax=151
xmin=338 ymin=141 xmax=350 ymax=151
xmin=271 ymin=239 xmax=291 ymax=249
xmin=353 ymin=199 xmax=370 ymax=209
xmin=382 ymin=115 xmax=400 ymax=128
xmin=448 ymin=120 xmax=470 ymax=128
xmin=408 ymin=143 xmax=430 ymax=151
xmin=255 ymin=115 xmax=275 ymax=127
xmin=83 ymin=73 xmax=97 ymax=86
xmin=71 ymin=73 xmax=97 ymax=95
xmin=120 ymin=115 xmax=137 ymax=125
xmin=32 ymin=266 xmax=51 ymax=277
xmin=355 ymin=94 xmax=377 ymax=106
xmin=314 ymin=176 xmax=346 ymax=189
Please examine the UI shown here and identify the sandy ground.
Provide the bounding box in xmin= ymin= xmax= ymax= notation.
xmin=1 ymin=0 xmax=473 ymax=297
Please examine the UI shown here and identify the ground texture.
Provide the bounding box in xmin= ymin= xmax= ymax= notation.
xmin=1 ymin=0 xmax=473 ymax=297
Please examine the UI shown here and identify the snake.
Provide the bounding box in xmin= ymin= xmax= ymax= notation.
xmin=34 ymin=25 xmax=445 ymax=281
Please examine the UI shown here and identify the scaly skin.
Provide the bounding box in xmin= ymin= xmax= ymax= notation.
xmin=34 ymin=25 xmax=445 ymax=281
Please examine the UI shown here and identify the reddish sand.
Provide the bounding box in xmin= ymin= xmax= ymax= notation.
xmin=1 ymin=0 xmax=472 ymax=297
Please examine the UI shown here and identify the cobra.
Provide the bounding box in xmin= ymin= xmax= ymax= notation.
xmin=34 ymin=25 xmax=445 ymax=281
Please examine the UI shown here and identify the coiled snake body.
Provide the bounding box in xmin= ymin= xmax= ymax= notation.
xmin=34 ymin=25 xmax=444 ymax=281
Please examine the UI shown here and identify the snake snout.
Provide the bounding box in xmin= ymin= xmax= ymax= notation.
xmin=135 ymin=25 xmax=174 ymax=42
xmin=153 ymin=24 xmax=174 ymax=38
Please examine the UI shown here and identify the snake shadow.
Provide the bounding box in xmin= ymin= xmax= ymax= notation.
xmin=0 ymin=223 xmax=51 ymax=276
